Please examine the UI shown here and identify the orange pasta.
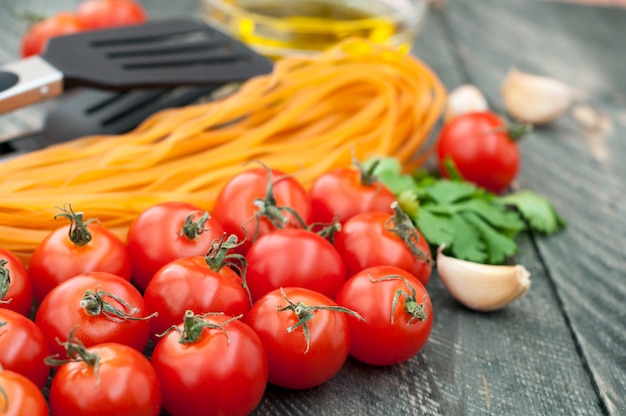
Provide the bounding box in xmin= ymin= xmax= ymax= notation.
xmin=0 ymin=38 xmax=446 ymax=264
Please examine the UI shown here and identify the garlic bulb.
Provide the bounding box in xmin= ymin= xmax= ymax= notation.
xmin=501 ymin=69 xmax=572 ymax=125
xmin=436 ymin=246 xmax=531 ymax=312
xmin=446 ymin=84 xmax=489 ymax=120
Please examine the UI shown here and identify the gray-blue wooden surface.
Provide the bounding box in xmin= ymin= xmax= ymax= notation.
xmin=0 ymin=1 xmax=624 ymax=415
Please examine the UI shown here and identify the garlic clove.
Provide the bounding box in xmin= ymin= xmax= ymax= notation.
xmin=445 ymin=84 xmax=489 ymax=120
xmin=436 ymin=246 xmax=531 ymax=312
xmin=501 ymin=68 xmax=572 ymax=125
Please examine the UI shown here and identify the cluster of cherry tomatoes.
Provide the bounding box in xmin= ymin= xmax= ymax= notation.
xmin=0 ymin=161 xmax=434 ymax=416
xmin=20 ymin=0 xmax=147 ymax=57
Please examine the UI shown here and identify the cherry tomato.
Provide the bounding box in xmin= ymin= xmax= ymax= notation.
xmin=0 ymin=309 xmax=50 ymax=388
xmin=48 ymin=341 xmax=162 ymax=416
xmin=76 ymin=0 xmax=147 ymax=30
xmin=0 ymin=369 xmax=48 ymax=416
xmin=309 ymin=164 xmax=396 ymax=224
xmin=143 ymin=235 xmax=250 ymax=341
xmin=35 ymin=272 xmax=151 ymax=357
xmin=245 ymin=287 xmax=356 ymax=389
xmin=151 ymin=311 xmax=267 ymax=416
xmin=29 ymin=205 xmax=131 ymax=303
xmin=0 ymin=248 xmax=32 ymax=316
xmin=335 ymin=265 xmax=433 ymax=366
xmin=436 ymin=111 xmax=521 ymax=193
xmin=246 ymin=228 xmax=346 ymax=302
xmin=126 ymin=201 xmax=225 ymax=292
xmin=21 ymin=12 xmax=85 ymax=57
xmin=212 ymin=166 xmax=312 ymax=255
xmin=334 ymin=204 xmax=433 ymax=285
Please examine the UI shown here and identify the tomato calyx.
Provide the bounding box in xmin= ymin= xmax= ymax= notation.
xmin=248 ymin=164 xmax=308 ymax=240
xmin=79 ymin=288 xmax=157 ymax=323
xmin=205 ymin=233 xmax=252 ymax=305
xmin=54 ymin=204 xmax=96 ymax=246
xmin=276 ymin=288 xmax=364 ymax=354
xmin=179 ymin=211 xmax=212 ymax=240
xmin=158 ymin=310 xmax=243 ymax=344
xmin=369 ymin=274 xmax=430 ymax=325
xmin=357 ymin=157 xmax=382 ymax=187
xmin=309 ymin=219 xmax=342 ymax=244
xmin=0 ymin=260 xmax=12 ymax=304
xmin=385 ymin=202 xmax=435 ymax=266
xmin=45 ymin=328 xmax=100 ymax=373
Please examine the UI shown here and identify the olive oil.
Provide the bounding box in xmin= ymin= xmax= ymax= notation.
xmin=204 ymin=0 xmax=418 ymax=59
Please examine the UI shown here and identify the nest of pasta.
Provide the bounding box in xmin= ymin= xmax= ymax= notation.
xmin=0 ymin=38 xmax=446 ymax=263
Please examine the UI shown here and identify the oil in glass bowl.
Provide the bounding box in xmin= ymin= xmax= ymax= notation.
xmin=201 ymin=0 xmax=427 ymax=59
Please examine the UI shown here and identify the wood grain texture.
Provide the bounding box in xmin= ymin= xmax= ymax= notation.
xmin=0 ymin=0 xmax=624 ymax=415
xmin=438 ymin=1 xmax=626 ymax=414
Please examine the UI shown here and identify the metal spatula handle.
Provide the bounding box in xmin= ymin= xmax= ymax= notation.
xmin=0 ymin=56 xmax=63 ymax=114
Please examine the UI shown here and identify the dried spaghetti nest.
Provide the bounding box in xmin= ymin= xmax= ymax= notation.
xmin=0 ymin=38 xmax=446 ymax=264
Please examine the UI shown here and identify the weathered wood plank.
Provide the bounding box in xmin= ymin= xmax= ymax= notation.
xmin=1 ymin=1 xmax=622 ymax=415
xmin=441 ymin=0 xmax=626 ymax=413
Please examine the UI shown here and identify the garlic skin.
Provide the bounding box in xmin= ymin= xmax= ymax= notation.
xmin=436 ymin=246 xmax=531 ymax=312
xmin=501 ymin=69 xmax=572 ymax=125
xmin=446 ymin=84 xmax=489 ymax=120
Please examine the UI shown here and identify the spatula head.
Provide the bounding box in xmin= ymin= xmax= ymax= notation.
xmin=42 ymin=19 xmax=273 ymax=90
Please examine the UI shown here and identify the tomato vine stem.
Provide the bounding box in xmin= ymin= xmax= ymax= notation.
xmin=369 ymin=274 xmax=430 ymax=325
xmin=205 ymin=233 xmax=252 ymax=306
xmin=385 ymin=201 xmax=434 ymax=266
xmin=276 ymin=288 xmax=364 ymax=354
xmin=247 ymin=161 xmax=308 ymax=243
xmin=80 ymin=289 xmax=156 ymax=322
xmin=0 ymin=260 xmax=13 ymax=304
xmin=158 ymin=310 xmax=243 ymax=344
xmin=179 ymin=211 xmax=212 ymax=240
xmin=54 ymin=204 xmax=97 ymax=247
xmin=45 ymin=328 xmax=101 ymax=384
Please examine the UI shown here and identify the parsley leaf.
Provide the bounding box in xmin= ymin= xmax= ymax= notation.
xmin=499 ymin=190 xmax=566 ymax=234
xmin=369 ymin=156 xmax=565 ymax=265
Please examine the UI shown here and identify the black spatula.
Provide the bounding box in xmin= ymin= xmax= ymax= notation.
xmin=0 ymin=19 xmax=272 ymax=114
xmin=0 ymin=83 xmax=235 ymax=155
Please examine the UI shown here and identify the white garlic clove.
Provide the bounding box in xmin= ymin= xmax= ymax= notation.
xmin=446 ymin=84 xmax=489 ymax=120
xmin=501 ymin=68 xmax=572 ymax=125
xmin=436 ymin=246 xmax=531 ymax=312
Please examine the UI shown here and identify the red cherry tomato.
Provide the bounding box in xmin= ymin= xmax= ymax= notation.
xmin=143 ymin=235 xmax=250 ymax=341
xmin=35 ymin=272 xmax=151 ymax=357
xmin=436 ymin=111 xmax=521 ymax=193
xmin=212 ymin=166 xmax=312 ymax=255
xmin=0 ymin=309 xmax=50 ymax=388
xmin=126 ymin=201 xmax=225 ymax=292
xmin=0 ymin=369 xmax=48 ymax=416
xmin=20 ymin=12 xmax=85 ymax=57
xmin=29 ymin=206 xmax=131 ymax=303
xmin=151 ymin=312 xmax=267 ymax=416
xmin=309 ymin=164 xmax=396 ymax=224
xmin=48 ymin=341 xmax=162 ymax=416
xmin=334 ymin=204 xmax=433 ymax=285
xmin=76 ymin=0 xmax=147 ymax=30
xmin=245 ymin=287 xmax=356 ymax=389
xmin=246 ymin=228 xmax=346 ymax=302
xmin=335 ymin=265 xmax=433 ymax=366
xmin=0 ymin=248 xmax=32 ymax=316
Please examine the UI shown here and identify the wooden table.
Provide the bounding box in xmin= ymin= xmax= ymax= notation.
xmin=1 ymin=1 xmax=625 ymax=415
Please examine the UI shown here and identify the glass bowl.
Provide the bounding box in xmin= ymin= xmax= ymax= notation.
xmin=201 ymin=0 xmax=428 ymax=59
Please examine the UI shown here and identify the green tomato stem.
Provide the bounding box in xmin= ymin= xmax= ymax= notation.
xmin=0 ymin=260 xmax=12 ymax=304
xmin=369 ymin=274 xmax=430 ymax=325
xmin=54 ymin=204 xmax=96 ymax=247
xmin=276 ymin=287 xmax=364 ymax=354
xmin=80 ymin=289 xmax=156 ymax=323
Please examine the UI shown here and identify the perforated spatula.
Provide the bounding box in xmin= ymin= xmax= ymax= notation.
xmin=0 ymin=19 xmax=272 ymax=114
